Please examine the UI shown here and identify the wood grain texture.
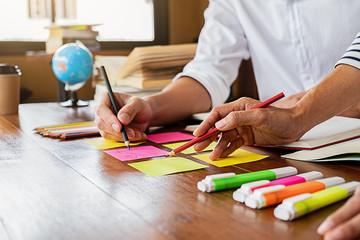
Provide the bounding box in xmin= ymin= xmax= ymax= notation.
xmin=1 ymin=103 xmax=360 ymax=240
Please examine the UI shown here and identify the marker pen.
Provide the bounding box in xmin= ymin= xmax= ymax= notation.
xmin=274 ymin=181 xmax=360 ymax=221
xmin=245 ymin=177 xmax=345 ymax=209
xmin=233 ymin=171 xmax=323 ymax=203
xmin=197 ymin=166 xmax=297 ymax=193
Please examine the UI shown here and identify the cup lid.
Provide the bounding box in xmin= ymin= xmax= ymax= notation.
xmin=0 ymin=64 xmax=21 ymax=75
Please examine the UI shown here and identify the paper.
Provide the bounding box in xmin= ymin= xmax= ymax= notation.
xmin=147 ymin=132 xmax=194 ymax=143
xmin=104 ymin=146 xmax=169 ymax=161
xmin=128 ymin=157 xmax=208 ymax=177
xmin=163 ymin=141 xmax=217 ymax=154
xmin=193 ymin=148 xmax=268 ymax=167
xmin=86 ymin=139 xmax=144 ymax=150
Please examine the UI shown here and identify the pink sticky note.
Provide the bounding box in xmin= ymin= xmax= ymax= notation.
xmin=147 ymin=132 xmax=195 ymax=143
xmin=104 ymin=146 xmax=169 ymax=161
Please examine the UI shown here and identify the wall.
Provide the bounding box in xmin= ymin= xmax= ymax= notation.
xmin=168 ymin=0 xmax=208 ymax=44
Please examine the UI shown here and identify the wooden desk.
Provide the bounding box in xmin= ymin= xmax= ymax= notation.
xmin=1 ymin=103 xmax=359 ymax=240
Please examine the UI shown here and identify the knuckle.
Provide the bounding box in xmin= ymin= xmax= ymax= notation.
xmin=227 ymin=111 xmax=240 ymax=125
xmin=212 ymin=106 xmax=221 ymax=114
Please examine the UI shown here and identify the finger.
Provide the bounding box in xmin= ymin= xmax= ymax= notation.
xmin=219 ymin=138 xmax=244 ymax=158
xmin=194 ymin=110 xmax=222 ymax=137
xmin=94 ymin=115 xmax=117 ymax=135
xmin=95 ymin=102 xmax=123 ymax=133
xmin=323 ymin=213 xmax=360 ymax=240
xmin=209 ymin=130 xmax=238 ymax=160
xmin=193 ymin=136 xmax=216 ymax=152
xmin=194 ymin=97 xmax=261 ymax=136
xmin=130 ymin=127 xmax=147 ymax=141
xmin=235 ymin=125 xmax=255 ymax=146
xmin=99 ymin=129 xmax=124 ymax=141
xmin=318 ymin=186 xmax=360 ymax=235
xmin=117 ymin=97 xmax=145 ymax=125
xmin=194 ymin=101 xmax=244 ymax=136
xmin=215 ymin=109 xmax=267 ymax=131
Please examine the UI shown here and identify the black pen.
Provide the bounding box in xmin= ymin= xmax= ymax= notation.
xmin=100 ymin=66 xmax=130 ymax=150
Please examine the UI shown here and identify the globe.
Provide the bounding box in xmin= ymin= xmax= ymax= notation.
xmin=52 ymin=41 xmax=93 ymax=107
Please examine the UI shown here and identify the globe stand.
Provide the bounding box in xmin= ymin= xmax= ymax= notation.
xmin=52 ymin=41 xmax=93 ymax=108
xmin=60 ymin=91 xmax=88 ymax=107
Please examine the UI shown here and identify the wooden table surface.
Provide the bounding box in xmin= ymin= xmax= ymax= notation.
xmin=1 ymin=103 xmax=359 ymax=240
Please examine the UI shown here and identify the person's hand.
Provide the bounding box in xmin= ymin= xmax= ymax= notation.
xmin=193 ymin=97 xmax=306 ymax=160
xmin=317 ymin=185 xmax=360 ymax=240
xmin=94 ymin=92 xmax=152 ymax=141
xmin=274 ymin=90 xmax=310 ymax=108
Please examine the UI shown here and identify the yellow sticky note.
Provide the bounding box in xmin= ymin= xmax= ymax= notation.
xmin=192 ymin=148 xmax=268 ymax=167
xmin=128 ymin=157 xmax=208 ymax=177
xmin=163 ymin=141 xmax=217 ymax=154
xmin=86 ymin=139 xmax=144 ymax=150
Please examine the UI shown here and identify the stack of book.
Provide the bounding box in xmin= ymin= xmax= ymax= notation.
xmin=46 ymin=24 xmax=100 ymax=53
xmin=94 ymin=43 xmax=197 ymax=90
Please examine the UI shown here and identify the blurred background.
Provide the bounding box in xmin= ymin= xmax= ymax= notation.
xmin=0 ymin=0 xmax=208 ymax=103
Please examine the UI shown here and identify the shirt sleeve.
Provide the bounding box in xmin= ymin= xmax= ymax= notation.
xmin=335 ymin=32 xmax=360 ymax=70
xmin=173 ymin=0 xmax=250 ymax=108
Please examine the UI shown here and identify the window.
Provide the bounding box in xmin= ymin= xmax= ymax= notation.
xmin=0 ymin=0 xmax=168 ymax=54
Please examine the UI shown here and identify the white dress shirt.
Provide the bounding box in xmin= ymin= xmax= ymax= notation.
xmin=174 ymin=0 xmax=360 ymax=107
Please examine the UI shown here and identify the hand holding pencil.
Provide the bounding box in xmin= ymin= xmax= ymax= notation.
xmin=167 ymin=93 xmax=288 ymax=159
xmin=100 ymin=66 xmax=131 ymax=149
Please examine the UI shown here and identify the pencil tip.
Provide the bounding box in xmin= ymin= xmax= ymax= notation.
xmin=125 ymin=141 xmax=130 ymax=150
xmin=166 ymin=152 xmax=175 ymax=157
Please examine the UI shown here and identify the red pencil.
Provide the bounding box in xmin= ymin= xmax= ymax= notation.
xmin=166 ymin=92 xmax=285 ymax=157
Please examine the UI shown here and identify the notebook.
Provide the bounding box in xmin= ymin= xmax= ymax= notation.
xmin=281 ymin=139 xmax=360 ymax=162
xmin=269 ymin=116 xmax=360 ymax=150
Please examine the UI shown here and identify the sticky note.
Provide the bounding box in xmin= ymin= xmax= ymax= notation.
xmin=147 ymin=132 xmax=194 ymax=143
xmin=192 ymin=148 xmax=268 ymax=167
xmin=128 ymin=157 xmax=208 ymax=177
xmin=105 ymin=146 xmax=169 ymax=161
xmin=163 ymin=141 xmax=217 ymax=154
xmin=86 ymin=139 xmax=144 ymax=150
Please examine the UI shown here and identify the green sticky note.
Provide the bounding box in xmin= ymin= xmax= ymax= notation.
xmin=86 ymin=139 xmax=144 ymax=150
xmin=163 ymin=141 xmax=217 ymax=154
xmin=192 ymin=148 xmax=268 ymax=167
xmin=128 ymin=157 xmax=208 ymax=177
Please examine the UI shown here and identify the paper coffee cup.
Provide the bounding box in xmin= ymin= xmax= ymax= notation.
xmin=0 ymin=64 xmax=21 ymax=115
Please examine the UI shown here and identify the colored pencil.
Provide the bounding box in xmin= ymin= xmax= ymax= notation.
xmin=34 ymin=121 xmax=100 ymax=139
xmin=166 ymin=92 xmax=285 ymax=157
xmin=59 ymin=131 xmax=100 ymax=139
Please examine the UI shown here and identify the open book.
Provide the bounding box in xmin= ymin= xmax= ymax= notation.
xmin=281 ymin=139 xmax=360 ymax=162
xmin=270 ymin=116 xmax=360 ymax=150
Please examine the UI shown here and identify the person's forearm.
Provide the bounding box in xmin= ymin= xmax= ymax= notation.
xmin=291 ymin=64 xmax=360 ymax=132
xmin=143 ymin=77 xmax=212 ymax=126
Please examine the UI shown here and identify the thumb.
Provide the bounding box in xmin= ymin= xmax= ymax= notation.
xmin=117 ymin=97 xmax=143 ymax=125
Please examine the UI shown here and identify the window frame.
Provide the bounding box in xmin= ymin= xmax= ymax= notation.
xmin=0 ymin=0 xmax=169 ymax=55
